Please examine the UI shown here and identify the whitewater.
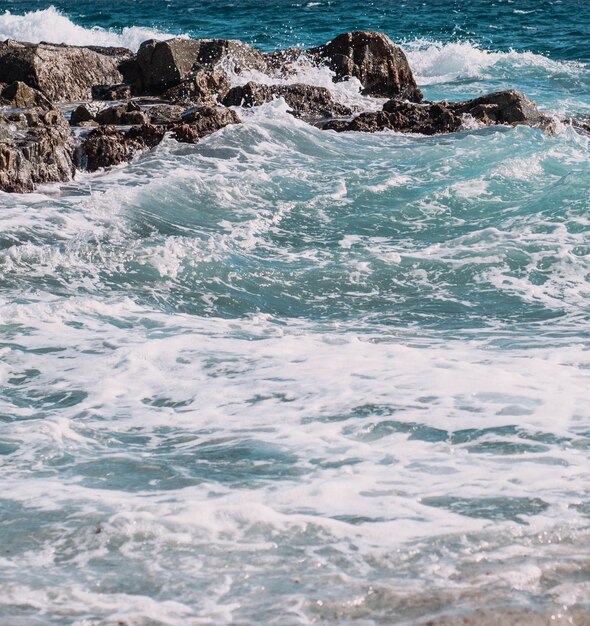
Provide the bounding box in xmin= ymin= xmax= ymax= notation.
xmin=1 ymin=1 xmax=590 ymax=624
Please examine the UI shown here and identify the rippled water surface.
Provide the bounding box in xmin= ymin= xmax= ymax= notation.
xmin=1 ymin=1 xmax=590 ymax=624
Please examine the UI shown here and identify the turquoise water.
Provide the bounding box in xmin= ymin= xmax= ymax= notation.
xmin=1 ymin=2 xmax=590 ymax=624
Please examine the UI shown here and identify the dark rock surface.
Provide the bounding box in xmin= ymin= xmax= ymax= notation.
xmin=309 ymin=31 xmax=423 ymax=101
xmin=447 ymin=90 xmax=555 ymax=131
xmin=0 ymin=81 xmax=53 ymax=110
xmin=0 ymin=40 xmax=130 ymax=102
xmin=91 ymin=83 xmax=133 ymax=101
xmin=0 ymin=109 xmax=75 ymax=192
xmin=77 ymin=124 xmax=166 ymax=171
xmin=95 ymin=101 xmax=149 ymax=126
xmin=223 ymin=81 xmax=352 ymax=118
xmin=162 ymin=68 xmax=230 ymax=104
xmin=171 ymin=106 xmax=241 ymax=143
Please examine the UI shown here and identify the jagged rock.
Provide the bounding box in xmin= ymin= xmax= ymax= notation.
xmin=447 ymin=90 xmax=555 ymax=131
xmin=91 ymin=83 xmax=133 ymax=101
xmin=70 ymin=103 xmax=103 ymax=126
xmin=0 ymin=81 xmax=53 ymax=110
xmin=171 ymin=105 xmax=241 ymax=143
xmin=309 ymin=31 xmax=422 ymax=101
xmin=223 ymin=81 xmax=352 ymax=118
xmin=264 ymin=48 xmax=307 ymax=74
xmin=0 ymin=40 xmax=131 ymax=102
xmin=145 ymin=104 xmax=185 ymax=125
xmin=95 ymin=102 xmax=149 ymax=126
xmin=162 ymin=68 xmax=230 ymax=104
xmin=0 ymin=109 xmax=75 ymax=192
xmin=129 ymin=37 xmax=267 ymax=95
xmin=77 ymin=124 xmax=165 ymax=171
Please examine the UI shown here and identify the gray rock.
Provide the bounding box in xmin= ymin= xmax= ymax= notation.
xmin=0 ymin=40 xmax=131 ymax=102
xmin=162 ymin=68 xmax=230 ymax=104
xmin=0 ymin=109 xmax=75 ymax=192
xmin=309 ymin=31 xmax=422 ymax=101
xmin=223 ymin=81 xmax=352 ymax=118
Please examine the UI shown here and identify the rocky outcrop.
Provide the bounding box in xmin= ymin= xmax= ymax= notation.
xmin=447 ymin=90 xmax=555 ymax=131
xmin=170 ymin=106 xmax=241 ymax=143
xmin=0 ymin=109 xmax=75 ymax=192
xmin=309 ymin=31 xmax=422 ymax=101
xmin=322 ymin=90 xmax=554 ymax=135
xmin=77 ymin=124 xmax=166 ymax=171
xmin=129 ymin=38 xmax=266 ymax=96
xmin=0 ymin=40 xmax=131 ymax=102
xmin=162 ymin=68 xmax=230 ymax=104
xmin=0 ymin=81 xmax=53 ymax=110
xmin=223 ymin=81 xmax=352 ymax=118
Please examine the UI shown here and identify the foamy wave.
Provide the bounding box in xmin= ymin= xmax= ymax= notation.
xmin=0 ymin=6 xmax=179 ymax=51
xmin=403 ymin=39 xmax=584 ymax=85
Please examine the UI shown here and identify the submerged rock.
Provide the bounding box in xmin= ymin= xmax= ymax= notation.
xmin=0 ymin=109 xmax=75 ymax=192
xmin=77 ymin=124 xmax=165 ymax=171
xmin=309 ymin=31 xmax=423 ymax=101
xmin=223 ymin=81 xmax=352 ymax=118
xmin=0 ymin=40 xmax=130 ymax=102
xmin=171 ymin=105 xmax=241 ymax=143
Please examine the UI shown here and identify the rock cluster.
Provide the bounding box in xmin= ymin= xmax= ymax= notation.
xmin=0 ymin=30 xmax=559 ymax=193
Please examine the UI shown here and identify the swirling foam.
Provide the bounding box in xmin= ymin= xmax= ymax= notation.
xmin=0 ymin=6 xmax=178 ymax=51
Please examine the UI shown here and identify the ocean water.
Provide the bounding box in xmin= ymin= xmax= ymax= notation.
xmin=1 ymin=1 xmax=590 ymax=624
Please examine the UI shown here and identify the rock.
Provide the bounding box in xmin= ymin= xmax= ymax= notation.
xmin=135 ymin=38 xmax=202 ymax=93
xmin=131 ymin=37 xmax=267 ymax=95
xmin=447 ymin=90 xmax=555 ymax=131
xmin=70 ymin=103 xmax=105 ymax=126
xmin=264 ymin=48 xmax=307 ymax=74
xmin=91 ymin=83 xmax=133 ymax=101
xmin=171 ymin=105 xmax=241 ymax=143
xmin=145 ymin=104 xmax=185 ymax=124
xmin=0 ymin=40 xmax=130 ymax=102
xmin=77 ymin=123 xmax=165 ymax=171
xmin=223 ymin=81 xmax=352 ymax=118
xmin=309 ymin=31 xmax=422 ymax=101
xmin=0 ymin=81 xmax=53 ymax=110
xmin=0 ymin=109 xmax=75 ymax=192
xmin=162 ymin=68 xmax=230 ymax=104
xmin=95 ymin=102 xmax=149 ymax=126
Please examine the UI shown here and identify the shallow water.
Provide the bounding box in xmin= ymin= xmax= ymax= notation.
xmin=1 ymin=2 xmax=590 ymax=624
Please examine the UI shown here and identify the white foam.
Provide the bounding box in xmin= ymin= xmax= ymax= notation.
xmin=403 ymin=39 xmax=585 ymax=85
xmin=0 ymin=6 xmax=179 ymax=51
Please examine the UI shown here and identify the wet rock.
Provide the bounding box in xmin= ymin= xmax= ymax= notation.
xmin=162 ymin=68 xmax=230 ymax=104
xmin=223 ymin=81 xmax=352 ymax=118
xmin=70 ymin=103 xmax=105 ymax=126
xmin=322 ymin=102 xmax=460 ymax=134
xmin=146 ymin=104 xmax=185 ymax=124
xmin=171 ymin=105 xmax=241 ymax=143
xmin=0 ymin=81 xmax=53 ymax=110
xmin=0 ymin=40 xmax=130 ymax=102
xmin=77 ymin=123 xmax=165 ymax=171
xmin=131 ymin=38 xmax=267 ymax=95
xmin=448 ymin=90 xmax=555 ymax=131
xmin=95 ymin=102 xmax=149 ymax=126
xmin=309 ymin=31 xmax=422 ymax=101
xmin=91 ymin=83 xmax=133 ymax=101
xmin=264 ymin=48 xmax=308 ymax=74
xmin=0 ymin=109 xmax=75 ymax=192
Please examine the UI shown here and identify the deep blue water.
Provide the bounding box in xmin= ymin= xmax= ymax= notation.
xmin=1 ymin=1 xmax=590 ymax=624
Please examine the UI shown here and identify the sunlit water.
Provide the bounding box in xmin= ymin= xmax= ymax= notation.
xmin=1 ymin=1 xmax=590 ymax=624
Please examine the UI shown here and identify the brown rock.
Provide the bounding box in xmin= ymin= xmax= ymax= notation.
xmin=309 ymin=31 xmax=422 ymax=101
xmin=223 ymin=81 xmax=352 ymax=118
xmin=162 ymin=68 xmax=230 ymax=104
xmin=171 ymin=105 xmax=241 ymax=143
xmin=0 ymin=81 xmax=53 ymax=110
xmin=91 ymin=83 xmax=133 ymax=101
xmin=0 ymin=109 xmax=75 ymax=192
